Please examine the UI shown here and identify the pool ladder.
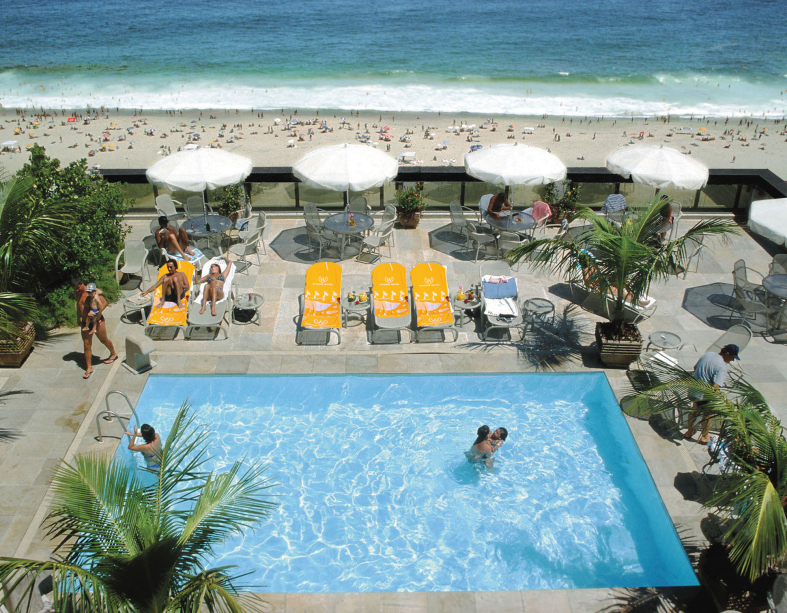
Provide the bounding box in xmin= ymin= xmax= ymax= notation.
xmin=96 ymin=391 xmax=141 ymax=443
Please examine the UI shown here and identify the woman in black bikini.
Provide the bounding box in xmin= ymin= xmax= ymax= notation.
xmin=196 ymin=256 xmax=233 ymax=316
xmin=125 ymin=423 xmax=162 ymax=470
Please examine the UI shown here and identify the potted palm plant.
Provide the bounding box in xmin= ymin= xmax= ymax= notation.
xmin=624 ymin=367 xmax=787 ymax=610
xmin=509 ymin=194 xmax=737 ymax=367
xmin=395 ymin=183 xmax=427 ymax=229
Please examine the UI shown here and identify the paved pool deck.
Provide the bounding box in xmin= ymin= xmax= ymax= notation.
xmin=1 ymin=212 xmax=785 ymax=612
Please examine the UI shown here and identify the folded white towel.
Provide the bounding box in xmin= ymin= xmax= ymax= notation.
xmin=484 ymin=297 xmax=518 ymax=317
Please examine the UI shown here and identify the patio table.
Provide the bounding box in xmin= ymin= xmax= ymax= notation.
xmin=324 ymin=212 xmax=374 ymax=259
xmin=763 ymin=274 xmax=787 ymax=333
xmin=485 ymin=212 xmax=536 ymax=233
xmin=184 ymin=214 xmax=232 ymax=251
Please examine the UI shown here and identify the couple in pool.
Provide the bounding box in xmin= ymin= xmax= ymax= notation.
xmin=467 ymin=425 xmax=508 ymax=467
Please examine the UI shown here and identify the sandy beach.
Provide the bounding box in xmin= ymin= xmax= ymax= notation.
xmin=1 ymin=108 xmax=785 ymax=179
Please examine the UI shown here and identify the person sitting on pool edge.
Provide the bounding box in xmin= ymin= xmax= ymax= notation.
xmin=478 ymin=193 xmax=512 ymax=220
xmin=125 ymin=423 xmax=162 ymax=470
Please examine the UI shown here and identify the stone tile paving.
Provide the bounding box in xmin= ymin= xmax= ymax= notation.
xmin=0 ymin=212 xmax=784 ymax=612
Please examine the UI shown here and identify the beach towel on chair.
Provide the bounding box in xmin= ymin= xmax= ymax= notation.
xmin=302 ymin=262 xmax=342 ymax=329
xmin=531 ymin=200 xmax=552 ymax=223
xmin=163 ymin=247 xmax=204 ymax=264
xmin=193 ymin=257 xmax=235 ymax=307
xmin=481 ymin=275 xmax=518 ymax=299
xmin=484 ymin=297 xmax=519 ymax=318
xmin=372 ymin=262 xmax=409 ymax=318
xmin=411 ymin=262 xmax=453 ymax=327
xmin=147 ymin=260 xmax=196 ymax=327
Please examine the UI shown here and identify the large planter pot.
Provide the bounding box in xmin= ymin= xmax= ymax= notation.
xmin=698 ymin=544 xmax=773 ymax=613
xmin=595 ymin=323 xmax=643 ymax=368
xmin=397 ymin=210 xmax=421 ymax=229
xmin=0 ymin=322 xmax=35 ymax=368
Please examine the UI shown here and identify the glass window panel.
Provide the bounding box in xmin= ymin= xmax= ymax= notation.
xmin=250 ymin=182 xmax=297 ymax=209
xmin=464 ymin=182 xmax=502 ymax=208
xmin=573 ymin=182 xmax=617 ymax=208
xmin=120 ymin=183 xmax=155 ymax=210
xmin=348 ymin=187 xmax=382 ymax=211
xmin=422 ymin=182 xmax=461 ymax=209
xmin=298 ymin=185 xmax=344 ymax=209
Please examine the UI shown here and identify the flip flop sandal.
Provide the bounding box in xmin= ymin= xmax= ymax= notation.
xmin=103 ymin=356 xmax=119 ymax=365
xmin=83 ymin=371 xmax=93 ymax=380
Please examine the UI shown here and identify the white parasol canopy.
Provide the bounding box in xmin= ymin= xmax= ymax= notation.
xmin=464 ymin=143 xmax=567 ymax=186
xmin=145 ymin=148 xmax=253 ymax=192
xmin=292 ymin=144 xmax=398 ymax=192
xmin=606 ymin=145 xmax=709 ymax=190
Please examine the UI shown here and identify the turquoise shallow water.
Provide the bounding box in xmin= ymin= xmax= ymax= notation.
xmin=117 ymin=373 xmax=698 ymax=593
xmin=1 ymin=0 xmax=785 ymax=115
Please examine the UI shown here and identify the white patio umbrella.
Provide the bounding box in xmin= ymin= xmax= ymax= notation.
xmin=146 ymin=148 xmax=253 ymax=192
xmin=463 ymin=143 xmax=567 ymax=186
xmin=606 ymin=145 xmax=709 ymax=190
xmin=292 ymin=143 xmax=398 ymax=193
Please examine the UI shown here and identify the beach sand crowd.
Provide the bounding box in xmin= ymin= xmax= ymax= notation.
xmin=1 ymin=107 xmax=786 ymax=178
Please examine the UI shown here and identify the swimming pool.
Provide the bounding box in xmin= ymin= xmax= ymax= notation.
xmin=119 ymin=373 xmax=698 ymax=593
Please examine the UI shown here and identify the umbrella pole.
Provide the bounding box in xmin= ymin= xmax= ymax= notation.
xmin=203 ymin=189 xmax=209 ymax=226
xmin=343 ymin=191 xmax=349 ymax=207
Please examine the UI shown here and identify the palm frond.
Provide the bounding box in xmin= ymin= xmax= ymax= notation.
xmin=168 ymin=568 xmax=269 ymax=613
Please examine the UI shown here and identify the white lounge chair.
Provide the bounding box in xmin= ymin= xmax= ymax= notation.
xmin=185 ymin=257 xmax=235 ymax=340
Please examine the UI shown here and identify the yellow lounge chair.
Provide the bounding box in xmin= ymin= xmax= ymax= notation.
xmin=410 ymin=262 xmax=457 ymax=342
xmin=370 ymin=262 xmax=412 ymax=343
xmin=297 ymin=261 xmax=342 ymax=345
xmin=144 ymin=260 xmax=196 ymax=339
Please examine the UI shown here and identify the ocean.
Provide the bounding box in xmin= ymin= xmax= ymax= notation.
xmin=1 ymin=0 xmax=785 ymax=117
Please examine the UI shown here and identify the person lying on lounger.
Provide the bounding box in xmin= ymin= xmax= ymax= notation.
xmin=196 ymin=256 xmax=234 ymax=317
xmin=141 ymin=260 xmax=190 ymax=308
xmin=155 ymin=215 xmax=196 ymax=260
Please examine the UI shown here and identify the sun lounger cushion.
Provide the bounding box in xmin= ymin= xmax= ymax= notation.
xmin=147 ymin=260 xmax=195 ymax=327
xmin=481 ymin=275 xmax=518 ymax=299
xmin=484 ymin=297 xmax=519 ymax=317
xmin=372 ymin=263 xmax=409 ymax=319
xmin=411 ymin=263 xmax=453 ymax=327
xmin=302 ymin=262 xmax=342 ymax=330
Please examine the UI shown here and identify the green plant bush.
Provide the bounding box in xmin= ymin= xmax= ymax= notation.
xmin=395 ymin=183 xmax=427 ymax=213
xmin=214 ymin=183 xmax=245 ymax=218
xmin=13 ymin=145 xmax=129 ymax=332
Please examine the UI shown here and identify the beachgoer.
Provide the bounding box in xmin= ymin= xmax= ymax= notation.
xmin=125 ymin=424 xmax=163 ymax=470
xmin=684 ymin=344 xmax=739 ymax=444
xmin=478 ymin=193 xmax=511 ymax=220
xmin=196 ymin=256 xmax=234 ymax=317
xmin=154 ymin=216 xmax=195 ymax=260
xmin=141 ymin=260 xmax=190 ymax=307
xmin=74 ymin=280 xmax=118 ymax=379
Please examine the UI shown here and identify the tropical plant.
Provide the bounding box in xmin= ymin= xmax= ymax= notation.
xmin=395 ymin=183 xmax=427 ymax=213
xmin=214 ymin=183 xmax=245 ymax=218
xmin=0 ymin=177 xmax=74 ymax=339
xmin=0 ymin=402 xmax=277 ymax=613
xmin=624 ymin=363 xmax=787 ymax=581
xmin=508 ymin=194 xmax=738 ymax=338
xmin=543 ymin=179 xmax=581 ymax=223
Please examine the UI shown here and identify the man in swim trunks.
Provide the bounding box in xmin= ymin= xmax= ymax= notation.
xmin=154 ymin=215 xmax=195 ymax=260
xmin=74 ymin=279 xmax=118 ymax=379
xmin=141 ymin=260 xmax=190 ymax=307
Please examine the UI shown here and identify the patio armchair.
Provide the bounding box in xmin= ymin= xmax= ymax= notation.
xmin=346 ymin=196 xmax=370 ymax=215
xmin=228 ymin=226 xmax=264 ymax=273
xmin=449 ymin=200 xmax=478 ymax=240
xmin=465 ymin=221 xmax=496 ymax=263
xmin=184 ymin=196 xmax=214 ymax=219
xmin=357 ymin=219 xmax=395 ymax=264
xmin=155 ymin=194 xmax=185 ymax=222
xmin=729 ymin=259 xmax=768 ymax=327
xmin=495 ymin=232 xmax=529 ymax=270
xmin=372 ymin=204 xmax=397 ymax=246
xmin=115 ymin=239 xmax=150 ymax=284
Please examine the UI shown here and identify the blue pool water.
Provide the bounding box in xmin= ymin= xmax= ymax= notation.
xmin=119 ymin=373 xmax=697 ymax=592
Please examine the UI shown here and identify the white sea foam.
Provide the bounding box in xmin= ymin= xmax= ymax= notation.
xmin=0 ymin=71 xmax=783 ymax=118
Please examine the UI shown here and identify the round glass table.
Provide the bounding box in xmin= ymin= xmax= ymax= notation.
xmin=232 ymin=292 xmax=264 ymax=325
xmin=324 ymin=212 xmax=374 ymax=259
xmin=484 ymin=212 xmax=536 ymax=233
xmin=522 ymin=298 xmax=556 ymax=330
xmin=452 ymin=294 xmax=481 ymax=326
xmin=341 ymin=295 xmax=371 ymax=327
xmin=646 ymin=331 xmax=683 ymax=351
xmin=763 ymin=274 xmax=787 ymax=299
xmin=184 ymin=215 xmax=232 ymax=250
xmin=763 ymin=274 xmax=787 ymax=334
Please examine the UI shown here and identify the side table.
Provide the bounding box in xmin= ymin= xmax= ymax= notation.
xmin=522 ymin=298 xmax=556 ymax=331
xmin=452 ymin=296 xmax=482 ymax=326
xmin=122 ymin=293 xmax=152 ymax=325
xmin=341 ymin=297 xmax=371 ymax=327
xmin=232 ymin=292 xmax=264 ymax=325
xmin=645 ymin=331 xmax=683 ymax=351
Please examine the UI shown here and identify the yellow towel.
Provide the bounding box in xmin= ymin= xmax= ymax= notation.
xmin=302 ymin=262 xmax=342 ymax=329
xmin=372 ymin=262 xmax=409 ymax=319
xmin=147 ymin=260 xmax=196 ymax=327
xmin=411 ymin=262 xmax=453 ymax=327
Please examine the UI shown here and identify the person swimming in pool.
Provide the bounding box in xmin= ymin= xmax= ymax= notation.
xmin=467 ymin=425 xmax=508 ymax=467
xmin=125 ymin=423 xmax=162 ymax=470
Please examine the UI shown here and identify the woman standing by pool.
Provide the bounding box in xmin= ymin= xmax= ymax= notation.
xmin=125 ymin=424 xmax=162 ymax=470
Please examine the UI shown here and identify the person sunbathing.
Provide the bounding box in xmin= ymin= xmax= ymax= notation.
xmin=141 ymin=260 xmax=190 ymax=308
xmin=196 ymin=257 xmax=233 ymax=317
xmin=154 ymin=215 xmax=195 ymax=260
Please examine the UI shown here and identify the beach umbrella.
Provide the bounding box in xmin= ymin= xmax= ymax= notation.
xmin=146 ymin=148 xmax=253 ymax=223
xmin=293 ymin=143 xmax=398 ymax=193
xmin=606 ymin=144 xmax=709 ymax=190
xmin=464 ymin=143 xmax=567 ymax=186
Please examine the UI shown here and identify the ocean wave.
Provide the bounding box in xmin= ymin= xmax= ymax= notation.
xmin=0 ymin=73 xmax=783 ymax=118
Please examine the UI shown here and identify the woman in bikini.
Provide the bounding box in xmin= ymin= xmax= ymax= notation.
xmin=125 ymin=423 xmax=162 ymax=470
xmin=467 ymin=425 xmax=508 ymax=467
xmin=196 ymin=256 xmax=234 ymax=316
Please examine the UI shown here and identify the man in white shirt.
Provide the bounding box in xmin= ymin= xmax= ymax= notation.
xmin=683 ymin=344 xmax=739 ymax=443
